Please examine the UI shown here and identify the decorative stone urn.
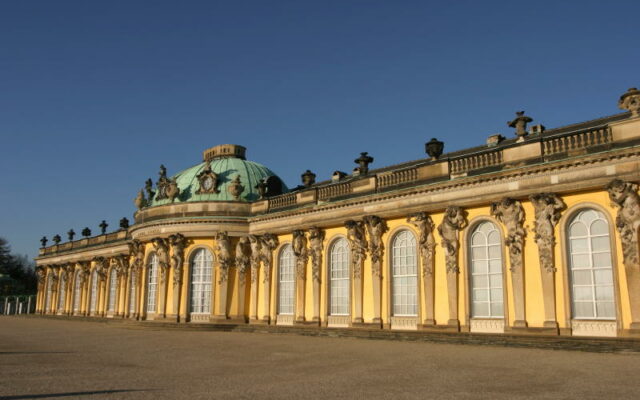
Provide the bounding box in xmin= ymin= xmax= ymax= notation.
xmin=425 ymin=138 xmax=444 ymax=159
xmin=228 ymin=175 xmax=245 ymax=200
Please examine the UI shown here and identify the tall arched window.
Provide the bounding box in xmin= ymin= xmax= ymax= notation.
xmin=73 ymin=270 xmax=82 ymax=313
xmin=568 ymin=209 xmax=615 ymax=319
xmin=190 ymin=248 xmax=213 ymax=314
xmin=45 ymin=274 xmax=53 ymax=311
xmin=57 ymin=273 xmax=67 ymax=312
xmin=329 ymin=238 xmax=350 ymax=316
xmin=391 ymin=230 xmax=418 ymax=316
xmin=146 ymin=253 xmax=159 ymax=313
xmin=129 ymin=271 xmax=137 ymax=314
xmin=89 ymin=270 xmax=98 ymax=313
xmin=278 ymin=245 xmax=295 ymax=315
xmin=469 ymin=221 xmax=504 ymax=318
xmin=107 ymin=268 xmax=117 ymax=312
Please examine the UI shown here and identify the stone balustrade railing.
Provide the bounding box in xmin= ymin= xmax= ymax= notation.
xmin=377 ymin=167 xmax=419 ymax=188
xmin=450 ymin=149 xmax=503 ymax=176
xmin=318 ymin=181 xmax=352 ymax=200
xmin=543 ymin=125 xmax=612 ymax=156
xmin=268 ymin=192 xmax=297 ymax=210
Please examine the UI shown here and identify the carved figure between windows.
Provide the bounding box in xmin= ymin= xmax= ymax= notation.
xmin=292 ymin=230 xmax=308 ymax=280
xmin=169 ymin=233 xmax=187 ymax=287
xmin=215 ymin=232 xmax=232 ymax=284
xmin=607 ymin=179 xmax=640 ymax=266
xmin=151 ymin=237 xmax=170 ymax=284
xmin=249 ymin=235 xmax=261 ymax=284
xmin=407 ymin=212 xmax=436 ymax=277
xmin=259 ymin=234 xmax=279 ymax=284
xmin=235 ymin=236 xmax=251 ymax=285
xmin=308 ymin=227 xmax=325 ymax=283
xmin=437 ymin=206 xmax=467 ymax=273
xmin=530 ymin=193 xmax=565 ymax=273
xmin=363 ymin=215 xmax=388 ymax=277
xmin=491 ymin=198 xmax=526 ymax=272
xmin=345 ymin=220 xmax=367 ymax=279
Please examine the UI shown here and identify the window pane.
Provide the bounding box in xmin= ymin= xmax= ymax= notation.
xmin=568 ymin=209 xmax=616 ymax=320
xmin=469 ymin=221 xmax=503 ymax=318
xmin=392 ymin=231 xmax=417 ymax=316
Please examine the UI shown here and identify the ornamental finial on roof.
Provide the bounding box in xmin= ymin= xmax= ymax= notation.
xmin=618 ymin=87 xmax=640 ymax=117
xmin=508 ymin=111 xmax=533 ymax=142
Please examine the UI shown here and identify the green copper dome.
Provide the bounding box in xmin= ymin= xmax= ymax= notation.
xmin=148 ymin=144 xmax=288 ymax=206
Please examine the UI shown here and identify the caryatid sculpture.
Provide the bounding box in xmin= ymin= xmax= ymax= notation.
xmin=169 ymin=233 xmax=187 ymax=287
xmin=151 ymin=237 xmax=170 ymax=284
xmin=607 ymin=179 xmax=640 ymax=328
xmin=259 ymin=233 xmax=279 ymax=322
xmin=248 ymin=234 xmax=262 ymax=320
xmin=235 ymin=236 xmax=251 ymax=285
xmin=308 ymin=227 xmax=325 ymax=283
xmin=308 ymin=227 xmax=325 ymax=323
xmin=408 ymin=212 xmax=437 ymax=325
xmin=259 ymin=233 xmax=279 ymax=283
xmin=248 ymin=235 xmax=262 ymax=284
xmin=491 ymin=198 xmax=527 ymax=327
xmin=438 ymin=206 xmax=467 ymax=327
xmin=530 ymin=193 xmax=565 ymax=273
xmin=345 ymin=220 xmax=367 ymax=279
xmin=363 ymin=215 xmax=388 ymax=278
xmin=491 ymin=198 xmax=526 ymax=272
xmin=215 ymin=232 xmax=232 ymax=284
xmin=407 ymin=212 xmax=436 ymax=277
xmin=292 ymin=230 xmax=309 ymax=280
xmin=607 ymin=179 xmax=640 ymax=266
xmin=529 ymin=193 xmax=565 ymax=328
xmin=437 ymin=206 xmax=467 ymax=274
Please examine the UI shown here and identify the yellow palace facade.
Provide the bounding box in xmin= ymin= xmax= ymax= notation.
xmin=35 ymin=88 xmax=640 ymax=338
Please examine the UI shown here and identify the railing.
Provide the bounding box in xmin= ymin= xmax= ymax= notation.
xmin=269 ymin=192 xmax=297 ymax=210
xmin=318 ymin=181 xmax=352 ymax=200
xmin=543 ymin=126 xmax=612 ymax=156
xmin=377 ymin=167 xmax=418 ymax=188
xmin=450 ymin=149 xmax=503 ymax=176
xmin=0 ymin=295 xmax=36 ymax=315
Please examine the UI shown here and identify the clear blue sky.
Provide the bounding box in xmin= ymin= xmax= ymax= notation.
xmin=1 ymin=1 xmax=638 ymax=259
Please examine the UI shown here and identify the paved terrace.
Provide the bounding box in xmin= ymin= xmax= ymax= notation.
xmin=1 ymin=317 xmax=640 ymax=399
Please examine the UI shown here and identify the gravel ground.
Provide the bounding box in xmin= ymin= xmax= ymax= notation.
xmin=1 ymin=317 xmax=639 ymax=399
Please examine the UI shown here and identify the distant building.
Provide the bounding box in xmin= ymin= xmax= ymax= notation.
xmin=35 ymin=88 xmax=640 ymax=338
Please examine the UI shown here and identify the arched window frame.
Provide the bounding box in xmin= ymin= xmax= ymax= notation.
xmin=89 ymin=268 xmax=98 ymax=313
xmin=327 ymin=236 xmax=350 ymax=317
xmin=386 ymin=228 xmax=420 ymax=320
xmin=187 ymin=246 xmax=214 ymax=318
xmin=559 ymin=204 xmax=622 ymax=329
xmin=72 ymin=269 xmax=82 ymax=314
xmin=464 ymin=218 xmax=508 ymax=321
xmin=277 ymin=243 xmax=295 ymax=317
xmin=57 ymin=272 xmax=67 ymax=312
xmin=107 ymin=267 xmax=118 ymax=313
xmin=143 ymin=251 xmax=159 ymax=317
